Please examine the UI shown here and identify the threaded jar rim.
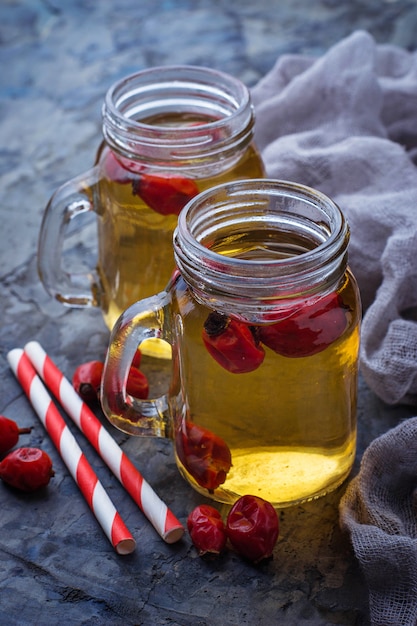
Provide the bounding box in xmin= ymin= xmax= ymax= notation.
xmin=101 ymin=65 xmax=254 ymax=165
xmin=174 ymin=179 xmax=350 ymax=320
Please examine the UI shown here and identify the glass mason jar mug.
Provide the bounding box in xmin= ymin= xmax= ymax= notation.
xmin=101 ymin=179 xmax=361 ymax=508
xmin=37 ymin=65 xmax=265 ymax=331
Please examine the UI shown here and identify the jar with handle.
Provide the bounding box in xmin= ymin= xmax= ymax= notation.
xmin=100 ymin=179 xmax=361 ymax=508
xmin=38 ymin=66 xmax=265 ymax=334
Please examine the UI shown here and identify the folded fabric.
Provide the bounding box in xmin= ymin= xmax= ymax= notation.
xmin=339 ymin=416 xmax=417 ymax=626
xmin=251 ymin=30 xmax=417 ymax=406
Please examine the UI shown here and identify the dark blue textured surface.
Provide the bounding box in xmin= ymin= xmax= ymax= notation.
xmin=1 ymin=2 xmax=416 ymax=624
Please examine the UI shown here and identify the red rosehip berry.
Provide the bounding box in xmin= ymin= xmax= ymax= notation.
xmin=187 ymin=504 xmax=227 ymax=555
xmin=0 ymin=415 xmax=32 ymax=456
xmin=226 ymin=495 xmax=279 ymax=563
xmin=0 ymin=447 xmax=55 ymax=492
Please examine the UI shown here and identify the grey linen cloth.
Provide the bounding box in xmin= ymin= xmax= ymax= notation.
xmin=251 ymin=30 xmax=417 ymax=625
xmin=251 ymin=29 xmax=417 ymax=406
xmin=340 ymin=417 xmax=417 ymax=626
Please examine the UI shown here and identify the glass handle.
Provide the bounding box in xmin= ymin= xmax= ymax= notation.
xmin=38 ymin=167 xmax=102 ymax=307
xmin=101 ymin=291 xmax=172 ymax=438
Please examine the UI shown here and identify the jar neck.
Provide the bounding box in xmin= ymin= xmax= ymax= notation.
xmin=101 ymin=65 xmax=255 ymax=174
xmin=173 ymin=179 xmax=350 ymax=323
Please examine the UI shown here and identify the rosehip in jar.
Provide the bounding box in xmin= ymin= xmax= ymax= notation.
xmin=258 ymin=292 xmax=350 ymax=358
xmin=202 ymin=312 xmax=265 ymax=374
xmin=176 ymin=421 xmax=232 ymax=492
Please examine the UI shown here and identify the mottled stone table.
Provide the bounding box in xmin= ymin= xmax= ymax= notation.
xmin=1 ymin=2 xmax=417 ymax=624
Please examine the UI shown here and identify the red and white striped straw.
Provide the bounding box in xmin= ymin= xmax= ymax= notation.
xmin=24 ymin=341 xmax=184 ymax=544
xmin=7 ymin=348 xmax=136 ymax=556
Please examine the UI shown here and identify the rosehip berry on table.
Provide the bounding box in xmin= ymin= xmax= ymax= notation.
xmin=0 ymin=447 xmax=54 ymax=492
xmin=72 ymin=360 xmax=104 ymax=404
xmin=187 ymin=504 xmax=227 ymax=555
xmin=0 ymin=415 xmax=32 ymax=456
xmin=226 ymin=495 xmax=279 ymax=563
xmin=72 ymin=352 xmax=148 ymax=405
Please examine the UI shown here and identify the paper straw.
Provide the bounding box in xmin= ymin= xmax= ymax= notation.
xmin=24 ymin=341 xmax=184 ymax=544
xmin=7 ymin=349 xmax=136 ymax=556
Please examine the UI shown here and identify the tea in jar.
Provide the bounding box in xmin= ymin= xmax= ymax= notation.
xmin=101 ymin=179 xmax=361 ymax=508
xmin=38 ymin=66 xmax=265 ymax=331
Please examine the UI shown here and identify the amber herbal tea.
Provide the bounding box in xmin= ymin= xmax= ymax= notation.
xmin=169 ymin=229 xmax=360 ymax=507
xmin=96 ymin=113 xmax=264 ymax=330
